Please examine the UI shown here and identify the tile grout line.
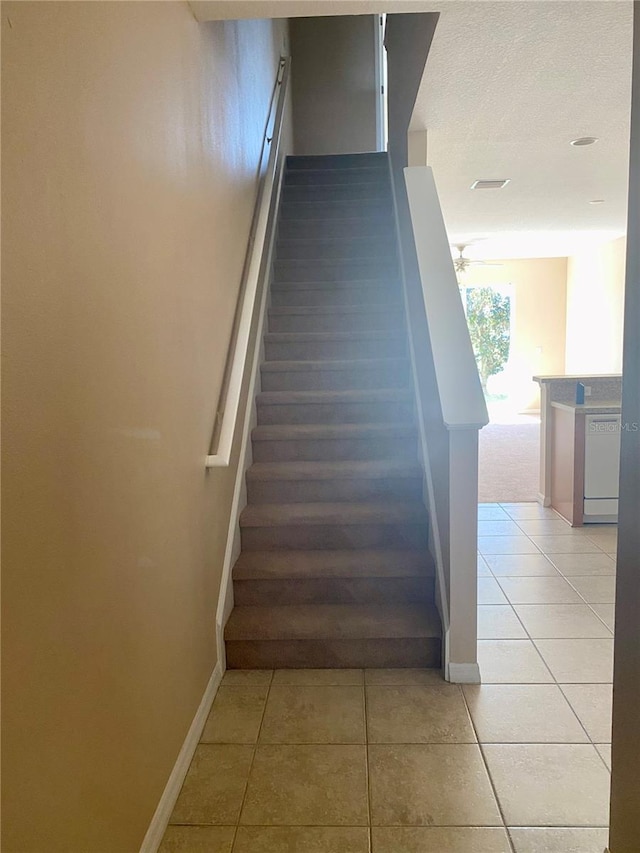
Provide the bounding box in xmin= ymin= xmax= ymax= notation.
xmin=502 ymin=567 xmax=606 ymax=752
xmin=492 ymin=570 xmax=614 ymax=629
xmin=479 ymin=506 xmax=614 ymax=779
xmin=555 ymin=682 xmax=613 ymax=775
xmin=513 ymin=526 xmax=614 ymax=689
xmin=477 ymin=506 xmax=613 ymax=838
xmin=458 ymin=686 xmax=517 ymax=853
xmin=477 ymin=600 xmax=531 ymax=642
xmin=544 ymin=548 xmax=616 ymax=608
xmin=362 ymin=674 xmax=373 ymax=853
xmin=490 ymin=541 xmax=587 ymax=690
xmin=551 ymin=570 xmax=616 ymax=634
xmin=481 ymin=520 xmax=614 ymax=640
xmin=478 ymin=513 xmax=580 ymax=685
xmin=481 ymin=589 xmax=613 ymax=639
xmin=230 ymin=669 xmax=275 ymax=851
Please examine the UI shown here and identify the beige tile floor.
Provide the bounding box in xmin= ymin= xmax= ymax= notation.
xmin=160 ymin=503 xmax=613 ymax=853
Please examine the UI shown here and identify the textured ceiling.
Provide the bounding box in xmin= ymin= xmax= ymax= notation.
xmin=189 ymin=1 xmax=429 ymax=20
xmin=411 ymin=1 xmax=633 ymax=259
xmin=192 ymin=0 xmax=634 ymax=259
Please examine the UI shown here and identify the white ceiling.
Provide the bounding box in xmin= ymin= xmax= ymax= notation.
xmin=192 ymin=0 xmax=634 ymax=260
xmin=411 ymin=1 xmax=633 ymax=259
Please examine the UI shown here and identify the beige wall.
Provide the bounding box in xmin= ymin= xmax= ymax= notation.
xmin=462 ymin=258 xmax=568 ymax=411
xmin=565 ymin=236 xmax=627 ymax=374
xmin=1 ymin=4 xmax=289 ymax=851
xmin=291 ymin=15 xmax=378 ymax=155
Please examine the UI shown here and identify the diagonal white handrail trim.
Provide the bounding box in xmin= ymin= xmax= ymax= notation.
xmin=206 ymin=57 xmax=290 ymax=468
xmin=404 ymin=167 xmax=489 ymax=431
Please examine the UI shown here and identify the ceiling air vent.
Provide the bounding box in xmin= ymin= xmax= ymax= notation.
xmin=470 ymin=179 xmax=510 ymax=190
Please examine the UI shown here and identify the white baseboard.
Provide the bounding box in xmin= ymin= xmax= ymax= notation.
xmin=537 ymin=492 xmax=551 ymax=507
xmin=139 ymin=662 xmax=223 ymax=853
xmin=447 ymin=661 xmax=481 ymax=683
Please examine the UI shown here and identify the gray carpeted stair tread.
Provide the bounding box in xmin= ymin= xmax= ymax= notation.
xmin=240 ymin=501 xmax=427 ymax=528
xmin=263 ymin=331 xmax=405 ymax=343
xmin=256 ymin=389 xmax=412 ymax=408
xmin=286 ymin=153 xmax=388 ymax=170
xmin=276 ymin=236 xmax=396 ymax=258
xmin=269 ymin=304 xmax=401 ymax=316
xmin=271 ymin=278 xmax=400 ymax=291
xmin=274 ymin=257 xmax=395 ymax=268
xmin=252 ymin=423 xmax=415 ymax=441
xmin=279 ymin=201 xmax=392 ymax=221
xmin=246 ymin=460 xmax=421 ymax=482
xmin=262 ymin=335 xmax=408 ymax=363
xmin=276 ymin=236 xmax=394 ymax=246
xmin=225 ymin=603 xmax=440 ymax=641
xmin=261 ymin=358 xmax=408 ymax=373
xmin=284 ymin=167 xmax=387 ymax=185
xmin=282 ymin=185 xmax=390 ymax=203
xmin=232 ymin=549 xmax=434 ymax=580
xmin=278 ymin=218 xmax=393 ymax=240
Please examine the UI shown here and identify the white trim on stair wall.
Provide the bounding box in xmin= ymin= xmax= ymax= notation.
xmin=207 ymin=57 xmax=290 ymax=468
xmin=214 ymin=153 xmax=286 ymax=666
xmin=139 ymin=662 xmax=222 ymax=853
xmin=214 ymin=280 xmax=265 ymax=665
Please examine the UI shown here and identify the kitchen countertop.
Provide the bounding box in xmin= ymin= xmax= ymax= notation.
xmin=534 ymin=374 xmax=622 ymax=383
xmin=551 ymin=401 xmax=622 ymax=415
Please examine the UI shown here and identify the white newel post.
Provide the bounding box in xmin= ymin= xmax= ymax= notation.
xmin=538 ymin=382 xmax=552 ymax=506
xmin=447 ymin=427 xmax=482 ymax=683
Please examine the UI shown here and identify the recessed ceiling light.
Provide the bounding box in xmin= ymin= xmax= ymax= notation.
xmin=470 ymin=179 xmax=510 ymax=190
xmin=588 ymin=199 xmax=605 ymax=205
xmin=570 ymin=137 xmax=598 ymax=146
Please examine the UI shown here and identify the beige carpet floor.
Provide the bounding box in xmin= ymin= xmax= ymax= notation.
xmin=478 ymin=420 xmax=540 ymax=503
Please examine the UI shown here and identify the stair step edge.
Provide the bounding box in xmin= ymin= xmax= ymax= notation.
xmin=271 ymin=281 xmax=400 ymax=292
xmin=261 ymin=358 xmax=407 ymax=373
xmin=252 ymin=423 xmax=416 ymax=439
xmin=269 ymin=303 xmax=402 ymax=317
xmin=240 ymin=501 xmax=428 ymax=528
xmin=247 ymin=459 xmax=421 ymax=478
xmin=257 ymin=389 xmax=411 ymax=403
xmin=263 ymin=332 xmax=405 ymax=341
xmin=233 ymin=550 xmax=434 ymax=580
xmin=225 ymin=603 xmax=440 ymax=641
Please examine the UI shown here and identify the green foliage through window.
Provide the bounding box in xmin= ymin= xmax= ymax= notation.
xmin=465 ymin=287 xmax=511 ymax=392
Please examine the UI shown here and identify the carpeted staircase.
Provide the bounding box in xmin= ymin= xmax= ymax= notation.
xmin=224 ymin=152 xmax=441 ymax=669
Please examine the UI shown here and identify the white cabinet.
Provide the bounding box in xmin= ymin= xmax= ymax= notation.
xmin=584 ymin=415 xmax=621 ymax=521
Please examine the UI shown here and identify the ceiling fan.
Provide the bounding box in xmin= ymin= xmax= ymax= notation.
xmin=452 ymin=243 xmax=503 ymax=275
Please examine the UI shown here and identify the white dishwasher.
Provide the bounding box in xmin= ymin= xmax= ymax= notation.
xmin=584 ymin=414 xmax=621 ymax=522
